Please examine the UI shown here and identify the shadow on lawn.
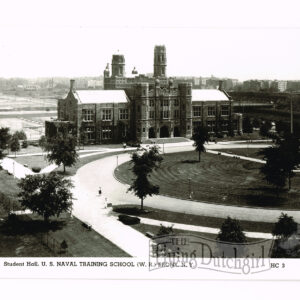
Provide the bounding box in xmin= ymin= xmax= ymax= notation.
xmin=181 ymin=159 xmax=199 ymax=164
xmin=0 ymin=215 xmax=65 ymax=236
xmin=113 ymin=205 xmax=151 ymax=216
xmin=244 ymin=186 xmax=286 ymax=207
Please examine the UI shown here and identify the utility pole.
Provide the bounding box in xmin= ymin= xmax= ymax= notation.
xmin=290 ymin=95 xmax=294 ymax=135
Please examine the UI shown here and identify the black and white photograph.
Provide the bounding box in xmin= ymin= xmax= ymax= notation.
xmin=0 ymin=0 xmax=300 ymax=294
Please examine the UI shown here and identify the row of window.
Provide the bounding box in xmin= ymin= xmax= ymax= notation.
xmin=148 ymin=110 xmax=179 ymax=119
xmin=82 ymin=109 xmax=129 ymax=121
xmin=194 ymin=121 xmax=229 ymax=130
xmin=82 ymin=105 xmax=229 ymax=122
xmin=148 ymin=99 xmax=180 ymax=107
xmin=193 ymin=106 xmax=229 ymax=117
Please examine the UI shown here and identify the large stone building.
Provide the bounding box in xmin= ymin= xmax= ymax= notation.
xmin=46 ymin=46 xmax=242 ymax=143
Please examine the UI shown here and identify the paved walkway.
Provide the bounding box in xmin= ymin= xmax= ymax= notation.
xmin=72 ymin=169 xmax=150 ymax=258
xmin=74 ymin=147 xmax=300 ymax=224
xmin=113 ymin=215 xmax=273 ymax=239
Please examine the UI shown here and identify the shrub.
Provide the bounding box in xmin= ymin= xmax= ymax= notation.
xmin=272 ymin=213 xmax=298 ymax=240
xmin=31 ymin=166 xmax=41 ymax=173
xmin=157 ymin=224 xmax=174 ymax=236
xmin=22 ymin=140 xmax=28 ymax=148
xmin=217 ymin=217 xmax=247 ymax=243
xmin=118 ymin=214 xmax=140 ymax=225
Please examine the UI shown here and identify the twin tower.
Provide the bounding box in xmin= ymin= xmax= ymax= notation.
xmin=104 ymin=45 xmax=167 ymax=78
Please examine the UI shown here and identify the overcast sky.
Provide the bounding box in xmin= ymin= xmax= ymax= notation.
xmin=1 ymin=0 xmax=300 ymax=81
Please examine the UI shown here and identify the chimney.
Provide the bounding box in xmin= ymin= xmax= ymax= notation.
xmin=218 ymin=80 xmax=223 ymax=90
xmin=70 ymin=79 xmax=75 ymax=91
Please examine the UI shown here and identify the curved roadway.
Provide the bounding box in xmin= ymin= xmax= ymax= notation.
xmin=73 ymin=142 xmax=300 ymax=223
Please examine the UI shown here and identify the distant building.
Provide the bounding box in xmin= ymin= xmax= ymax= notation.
xmin=87 ymin=80 xmax=103 ymax=89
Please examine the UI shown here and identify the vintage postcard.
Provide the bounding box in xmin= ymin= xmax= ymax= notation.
xmin=0 ymin=0 xmax=300 ymax=284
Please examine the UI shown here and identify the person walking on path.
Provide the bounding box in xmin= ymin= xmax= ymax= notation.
xmin=98 ymin=186 xmax=102 ymax=196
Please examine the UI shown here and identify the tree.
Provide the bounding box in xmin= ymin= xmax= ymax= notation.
xmin=272 ymin=213 xmax=298 ymax=240
xmin=18 ymin=172 xmax=73 ymax=222
xmin=217 ymin=217 xmax=247 ymax=243
xmin=128 ymin=146 xmax=163 ymax=210
xmin=39 ymin=135 xmax=48 ymax=152
xmin=14 ymin=130 xmax=27 ymax=140
xmin=260 ymin=120 xmax=272 ymax=137
xmin=259 ymin=146 xmax=287 ymax=194
xmin=10 ymin=135 xmax=20 ymax=157
xmin=47 ymin=133 xmax=78 ymax=173
xmin=191 ymin=126 xmax=209 ymax=162
xmin=0 ymin=127 xmax=11 ymax=159
xmin=259 ymin=134 xmax=300 ymax=191
xmin=79 ymin=125 xmax=88 ymax=149
xmin=277 ymin=134 xmax=300 ymax=190
xmin=243 ymin=116 xmax=253 ymax=133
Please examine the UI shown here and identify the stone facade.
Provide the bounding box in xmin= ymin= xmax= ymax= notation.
xmin=46 ymin=45 xmax=242 ymax=144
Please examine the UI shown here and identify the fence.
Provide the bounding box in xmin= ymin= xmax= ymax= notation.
xmin=38 ymin=231 xmax=72 ymax=257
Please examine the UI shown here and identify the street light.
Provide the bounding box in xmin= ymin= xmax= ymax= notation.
xmin=116 ymin=155 xmax=119 ymax=168
xmin=188 ymin=177 xmax=192 ymax=199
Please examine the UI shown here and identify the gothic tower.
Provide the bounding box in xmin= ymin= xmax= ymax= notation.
xmin=153 ymin=45 xmax=167 ymax=77
xmin=111 ymin=54 xmax=125 ymax=77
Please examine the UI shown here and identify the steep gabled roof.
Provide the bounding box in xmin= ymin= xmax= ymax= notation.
xmin=192 ymin=89 xmax=230 ymax=101
xmin=73 ymin=90 xmax=129 ymax=104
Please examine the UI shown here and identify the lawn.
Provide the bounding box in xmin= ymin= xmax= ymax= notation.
xmin=0 ymin=169 xmax=22 ymax=216
xmin=114 ymin=151 xmax=300 ymax=209
xmin=113 ymin=205 xmax=274 ymax=233
xmin=217 ymin=148 xmax=265 ymax=159
xmin=14 ymin=154 xmax=50 ymax=170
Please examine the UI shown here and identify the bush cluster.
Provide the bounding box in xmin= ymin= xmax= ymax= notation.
xmin=118 ymin=214 xmax=140 ymax=225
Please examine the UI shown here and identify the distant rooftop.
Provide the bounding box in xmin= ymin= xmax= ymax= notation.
xmin=74 ymin=90 xmax=129 ymax=104
xmin=192 ymin=89 xmax=229 ymax=102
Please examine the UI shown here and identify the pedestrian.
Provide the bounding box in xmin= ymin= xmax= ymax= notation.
xmin=98 ymin=186 xmax=102 ymax=196
xmin=104 ymin=197 xmax=108 ymax=209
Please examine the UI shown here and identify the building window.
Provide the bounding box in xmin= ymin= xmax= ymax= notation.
xmin=149 ymin=100 xmax=154 ymax=107
xmin=221 ymin=105 xmax=229 ymax=116
xmin=102 ymin=126 xmax=112 ymax=139
xmin=221 ymin=121 xmax=228 ymax=131
xmin=207 ymin=120 xmax=216 ymax=131
xmin=193 ymin=106 xmax=201 ymax=117
xmin=143 ymin=128 xmax=145 ymax=132
xmin=85 ymin=126 xmax=94 ymax=133
xmin=174 ymin=99 xmax=179 ymax=106
xmin=193 ymin=121 xmax=202 ymax=132
xmin=207 ymin=106 xmax=216 ymax=116
xmin=82 ymin=109 xmax=94 ymax=121
xmin=162 ymin=110 xmax=169 ymax=119
xmin=149 ymin=110 xmax=155 ymax=119
xmin=174 ymin=110 xmax=179 ymax=118
xmin=163 ymin=100 xmax=169 ymax=107
xmin=119 ymin=109 xmax=128 ymax=120
xmin=137 ymin=105 xmax=141 ymax=113
xmin=102 ymin=109 xmax=112 ymax=121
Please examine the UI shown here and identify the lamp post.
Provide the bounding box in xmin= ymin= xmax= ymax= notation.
xmin=188 ymin=177 xmax=192 ymax=199
xmin=290 ymin=95 xmax=294 ymax=134
xmin=116 ymin=155 xmax=119 ymax=168
xmin=13 ymin=161 xmax=15 ymax=178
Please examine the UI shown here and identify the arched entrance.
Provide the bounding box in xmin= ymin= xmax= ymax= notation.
xmin=149 ymin=127 xmax=155 ymax=138
xmin=174 ymin=126 xmax=180 ymax=137
xmin=160 ymin=125 xmax=169 ymax=138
